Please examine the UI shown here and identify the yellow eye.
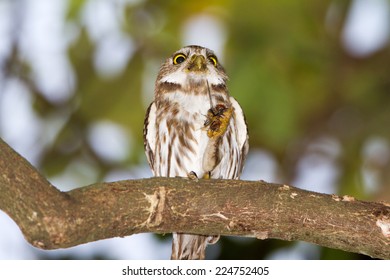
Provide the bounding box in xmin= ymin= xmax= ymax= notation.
xmin=208 ymin=56 xmax=218 ymax=67
xmin=173 ymin=54 xmax=186 ymax=65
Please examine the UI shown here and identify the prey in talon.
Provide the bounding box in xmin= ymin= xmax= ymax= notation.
xmin=204 ymin=104 xmax=234 ymax=139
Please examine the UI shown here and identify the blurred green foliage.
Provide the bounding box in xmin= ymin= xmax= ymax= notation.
xmin=1 ymin=0 xmax=389 ymax=259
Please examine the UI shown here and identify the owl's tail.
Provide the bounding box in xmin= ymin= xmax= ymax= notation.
xmin=171 ymin=233 xmax=219 ymax=260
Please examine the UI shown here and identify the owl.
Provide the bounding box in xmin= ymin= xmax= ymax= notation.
xmin=143 ymin=45 xmax=249 ymax=259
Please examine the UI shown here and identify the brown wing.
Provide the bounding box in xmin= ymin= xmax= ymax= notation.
xmin=230 ymin=96 xmax=249 ymax=177
xmin=143 ymin=102 xmax=157 ymax=172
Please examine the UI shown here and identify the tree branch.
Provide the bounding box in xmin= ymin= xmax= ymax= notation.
xmin=1 ymin=138 xmax=390 ymax=259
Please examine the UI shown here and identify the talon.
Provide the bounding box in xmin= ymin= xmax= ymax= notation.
xmin=202 ymin=172 xmax=211 ymax=179
xmin=187 ymin=171 xmax=198 ymax=181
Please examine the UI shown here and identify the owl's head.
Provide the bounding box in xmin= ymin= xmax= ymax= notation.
xmin=156 ymin=45 xmax=228 ymax=87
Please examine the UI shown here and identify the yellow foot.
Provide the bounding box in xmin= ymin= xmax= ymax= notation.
xmin=202 ymin=172 xmax=211 ymax=179
xmin=204 ymin=104 xmax=233 ymax=139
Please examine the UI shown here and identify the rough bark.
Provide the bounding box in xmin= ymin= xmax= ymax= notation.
xmin=1 ymin=138 xmax=390 ymax=259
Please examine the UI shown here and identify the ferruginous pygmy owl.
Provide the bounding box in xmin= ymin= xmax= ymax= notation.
xmin=143 ymin=45 xmax=249 ymax=260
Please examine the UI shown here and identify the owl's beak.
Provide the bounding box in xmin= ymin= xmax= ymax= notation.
xmin=186 ymin=55 xmax=207 ymax=72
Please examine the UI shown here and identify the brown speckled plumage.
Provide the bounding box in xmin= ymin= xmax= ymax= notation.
xmin=143 ymin=45 xmax=249 ymax=259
